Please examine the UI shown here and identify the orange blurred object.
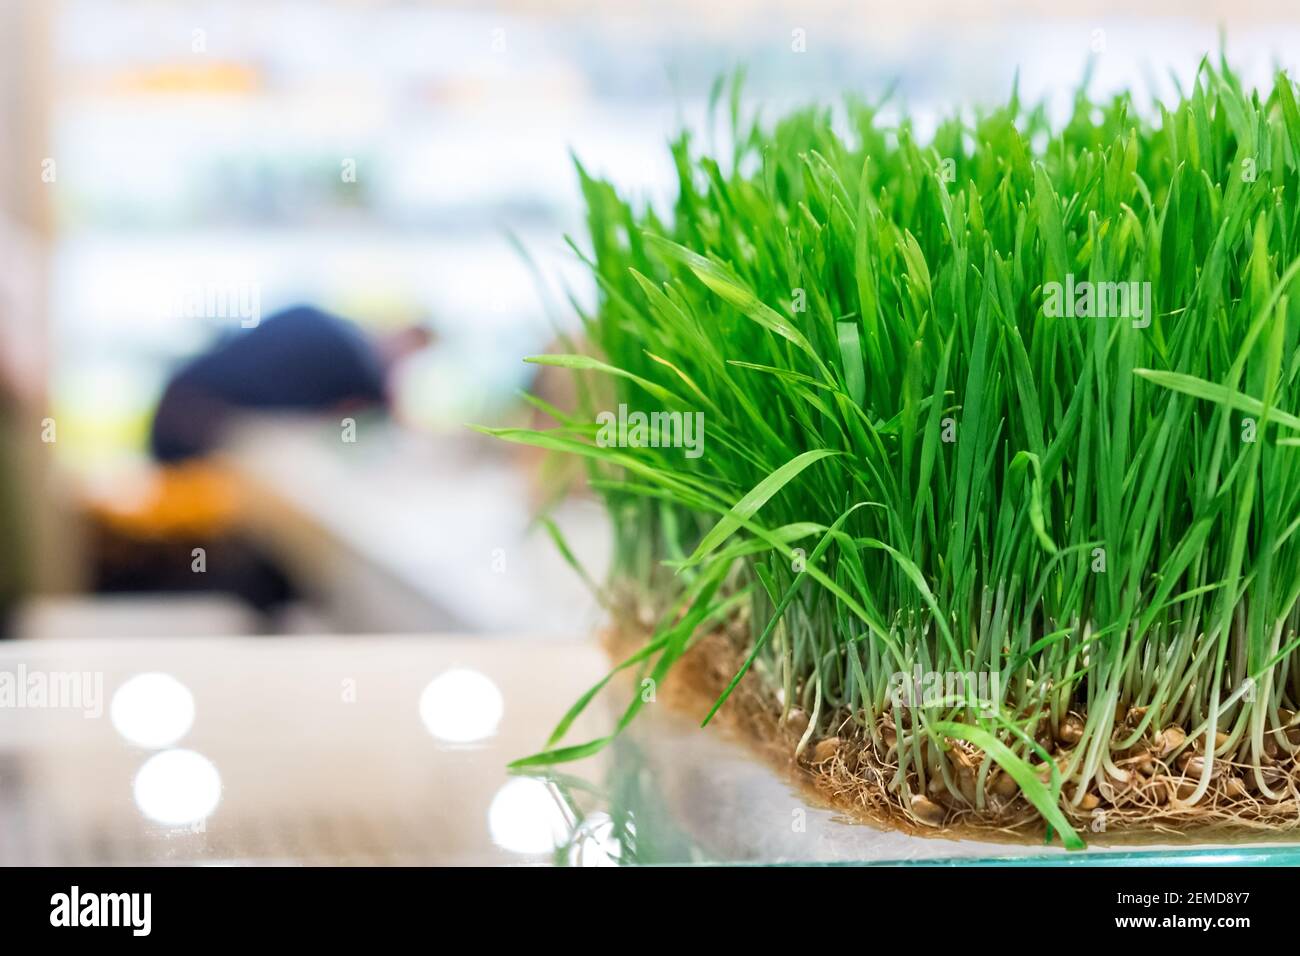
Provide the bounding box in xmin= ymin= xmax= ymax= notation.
xmin=88 ymin=462 xmax=243 ymax=540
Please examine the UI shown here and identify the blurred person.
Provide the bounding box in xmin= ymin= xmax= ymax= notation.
xmin=0 ymin=376 xmax=25 ymax=636
xmin=84 ymin=304 xmax=431 ymax=622
xmin=150 ymin=304 xmax=431 ymax=462
xmin=0 ymin=218 xmax=46 ymax=636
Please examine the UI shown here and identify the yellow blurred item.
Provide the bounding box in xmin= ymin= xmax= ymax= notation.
xmin=103 ymin=62 xmax=261 ymax=95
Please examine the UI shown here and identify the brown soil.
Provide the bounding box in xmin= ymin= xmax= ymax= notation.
xmin=618 ymin=622 xmax=1300 ymax=844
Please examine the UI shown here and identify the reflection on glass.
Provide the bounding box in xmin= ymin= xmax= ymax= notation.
xmin=487 ymin=777 xmax=569 ymax=856
xmin=418 ymin=668 xmax=503 ymax=744
xmin=132 ymin=749 xmax=222 ymax=826
xmin=110 ymin=672 xmax=196 ymax=748
xmin=534 ymin=734 xmax=700 ymax=866
xmin=566 ymin=811 xmax=631 ymax=867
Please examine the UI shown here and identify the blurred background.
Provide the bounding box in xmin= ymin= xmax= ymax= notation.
xmin=2 ymin=0 xmax=1300 ymax=868
xmin=1 ymin=0 xmax=1299 ymax=643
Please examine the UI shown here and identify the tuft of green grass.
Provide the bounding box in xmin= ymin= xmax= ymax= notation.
xmin=480 ymin=57 xmax=1300 ymax=848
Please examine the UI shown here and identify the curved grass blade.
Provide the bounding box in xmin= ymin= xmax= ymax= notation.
xmin=931 ymin=720 xmax=1085 ymax=850
xmin=681 ymin=449 xmax=841 ymax=568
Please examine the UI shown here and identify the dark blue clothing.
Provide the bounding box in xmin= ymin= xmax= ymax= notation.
xmin=151 ymin=306 xmax=386 ymax=462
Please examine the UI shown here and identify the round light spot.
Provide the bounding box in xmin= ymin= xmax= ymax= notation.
xmin=133 ymin=749 xmax=221 ymax=826
xmin=418 ymin=669 xmax=503 ymax=744
xmin=487 ymin=777 xmax=569 ymax=855
xmin=111 ymin=672 xmax=195 ymax=748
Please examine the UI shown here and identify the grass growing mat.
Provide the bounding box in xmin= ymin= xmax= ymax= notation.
xmin=478 ymin=59 xmax=1300 ymax=849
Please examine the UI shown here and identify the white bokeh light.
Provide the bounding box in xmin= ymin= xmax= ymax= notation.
xmin=133 ymin=749 xmax=222 ymax=826
xmin=418 ymin=668 xmax=503 ymax=744
xmin=110 ymin=672 xmax=195 ymax=748
xmin=487 ymin=777 xmax=570 ymax=856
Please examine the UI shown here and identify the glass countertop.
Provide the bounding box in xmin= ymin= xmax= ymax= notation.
xmin=2 ymin=636 xmax=1297 ymax=866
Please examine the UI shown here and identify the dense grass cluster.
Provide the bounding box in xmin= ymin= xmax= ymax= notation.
xmin=483 ymin=60 xmax=1300 ymax=847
